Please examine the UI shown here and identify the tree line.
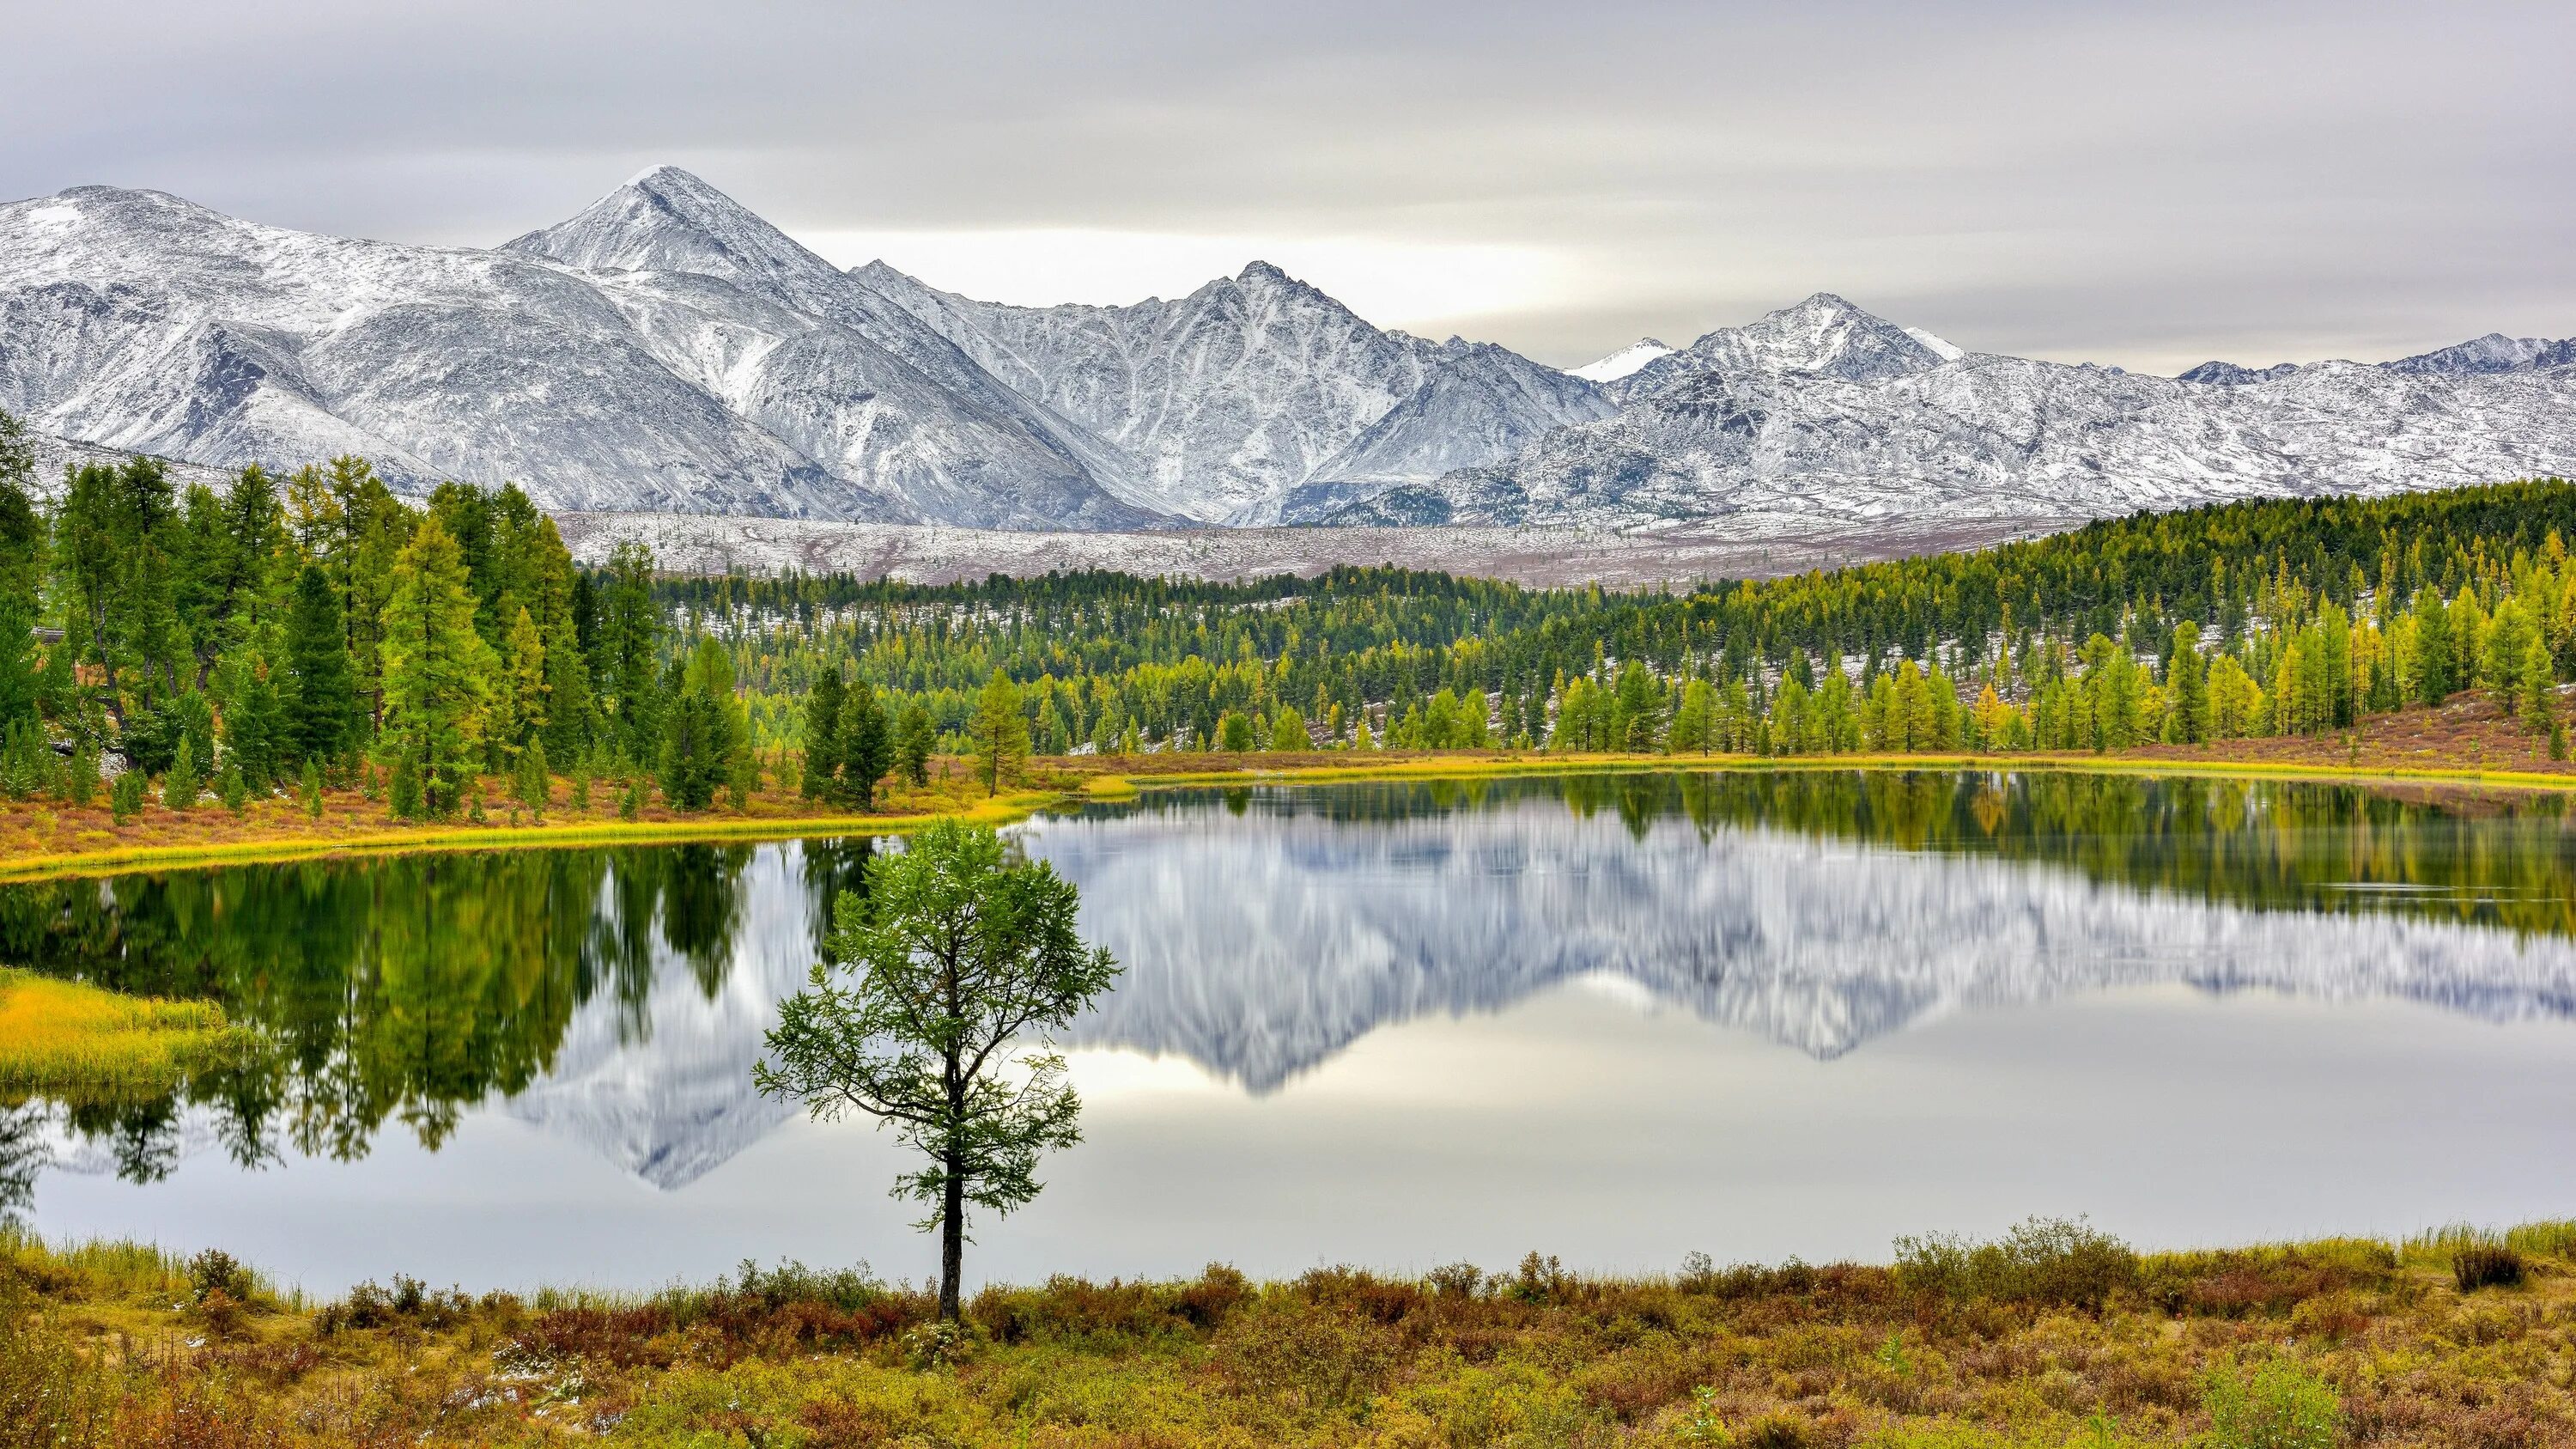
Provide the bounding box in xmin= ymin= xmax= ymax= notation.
xmin=9 ymin=398 xmax=2573 ymax=819
xmin=693 ymin=478 xmax=2576 ymax=779
xmin=0 ymin=411 xmax=756 ymax=820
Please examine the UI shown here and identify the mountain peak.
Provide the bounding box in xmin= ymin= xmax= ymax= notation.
xmin=1236 ymin=259 xmax=1297 ymax=286
xmin=504 ymin=167 xmax=837 ymax=291
xmin=1571 ymin=338 xmax=1676 ymax=384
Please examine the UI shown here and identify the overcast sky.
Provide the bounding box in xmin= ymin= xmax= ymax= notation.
xmin=6 ymin=1 xmax=2571 ymax=373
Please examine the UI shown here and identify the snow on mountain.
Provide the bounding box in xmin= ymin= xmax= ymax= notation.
xmin=2382 ymin=331 xmax=2576 ymax=375
xmin=1570 ymin=338 xmax=1673 ymax=382
xmin=1327 ymin=305 xmax=2576 ymax=529
xmin=2177 ymin=359 xmax=2306 ymax=386
xmin=1607 ymin=292 xmax=1949 ymax=402
xmin=0 ymin=172 xmax=1161 ymax=527
xmin=8 ymin=165 xmax=2573 ymax=541
xmin=1026 ymin=791 xmax=2576 ymax=1091
xmin=856 ymin=259 xmax=1607 ymax=524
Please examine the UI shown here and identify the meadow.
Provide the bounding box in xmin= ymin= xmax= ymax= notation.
xmin=6 ymin=1217 xmax=2574 ymax=1446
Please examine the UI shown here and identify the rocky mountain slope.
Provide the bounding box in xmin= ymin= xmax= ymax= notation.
xmin=1321 ymin=295 xmax=2576 ymax=529
xmin=5 ymin=165 xmax=2572 ymax=540
xmin=0 ymin=170 xmax=1159 ymax=527
xmin=1570 ymin=338 xmax=1672 ymax=383
xmin=854 ymin=260 xmax=1610 ymax=523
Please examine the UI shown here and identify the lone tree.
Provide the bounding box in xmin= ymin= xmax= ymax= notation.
xmin=755 ymin=819 xmax=1119 ymax=1321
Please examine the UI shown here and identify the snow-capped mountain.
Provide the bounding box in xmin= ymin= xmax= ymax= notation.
xmin=1571 ymin=338 xmax=1672 ymax=383
xmin=0 ymin=170 xmax=1160 ymax=527
xmin=2176 ymin=360 xmax=2305 ymax=386
xmin=2182 ymin=332 xmax=2576 ymax=386
xmin=2379 ymin=332 xmax=2576 ymax=375
xmin=1322 ymin=303 xmax=2576 ymax=529
xmin=854 ymin=259 xmax=1610 ymax=524
xmin=6 ymin=164 xmax=2573 ymax=541
xmin=1607 ymin=293 xmax=1953 ymax=402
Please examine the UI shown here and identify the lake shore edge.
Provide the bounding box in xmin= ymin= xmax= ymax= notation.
xmin=7 ymin=1215 xmax=2572 ymax=1445
xmin=3 ymin=741 xmax=2573 ymax=886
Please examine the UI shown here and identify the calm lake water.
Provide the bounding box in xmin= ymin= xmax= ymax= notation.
xmin=8 ymin=769 xmax=2576 ymax=1294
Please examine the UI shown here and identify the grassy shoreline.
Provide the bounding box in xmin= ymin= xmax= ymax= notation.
xmin=0 ymin=739 xmax=2569 ymax=886
xmin=6 ymin=1218 xmax=2573 ymax=1446
xmin=0 ymin=969 xmax=247 ymax=1102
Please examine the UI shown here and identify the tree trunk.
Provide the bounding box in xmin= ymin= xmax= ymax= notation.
xmin=939 ymin=1151 xmax=965 ymax=1322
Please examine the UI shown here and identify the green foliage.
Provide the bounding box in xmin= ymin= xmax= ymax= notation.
xmin=2202 ymin=1360 xmax=2339 ymax=1449
xmin=377 ymin=515 xmax=495 ymax=817
xmin=896 ymin=701 xmax=936 ymax=787
xmin=0 ymin=718 xmax=53 ymax=801
xmin=60 ymin=740 xmax=97 ymax=811
xmin=658 ymin=636 xmax=741 ymax=812
xmin=284 ymin=563 xmax=356 ymax=764
xmin=756 ymin=820 xmax=1120 ymax=1320
xmin=2450 ymin=1244 xmax=2524 ymax=1291
xmin=161 ymin=733 xmax=198 ymax=812
xmin=108 ymin=768 xmax=143 ymax=825
xmin=1892 ymin=1216 xmax=2139 ymax=1310
xmin=969 ymin=669 xmax=1030 ymax=794
xmin=514 ymin=736 xmax=549 ymax=819
xmin=387 ymin=752 xmax=423 ymax=821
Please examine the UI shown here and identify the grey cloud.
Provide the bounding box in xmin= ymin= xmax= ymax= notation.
xmin=3 ymin=0 xmax=2571 ymax=372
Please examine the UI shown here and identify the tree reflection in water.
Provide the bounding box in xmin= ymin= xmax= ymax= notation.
xmin=1 ymin=770 xmax=2571 ymax=1184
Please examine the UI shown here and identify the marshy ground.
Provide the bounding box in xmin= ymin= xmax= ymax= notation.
xmin=4 ymin=1219 xmax=2573 ymax=1446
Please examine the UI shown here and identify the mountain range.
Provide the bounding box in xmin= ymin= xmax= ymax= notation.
xmin=3 ymin=165 xmax=2572 ymax=536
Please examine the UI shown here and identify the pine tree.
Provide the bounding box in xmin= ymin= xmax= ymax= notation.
xmin=499 ymin=604 xmax=547 ymax=761
xmin=2414 ymin=594 xmax=2453 ymax=705
xmin=2166 ymin=623 xmax=2208 ymax=744
xmin=2518 ymin=631 xmax=2558 ymax=735
xmin=969 ymin=670 xmax=1030 ymax=794
xmin=63 ymin=740 xmax=99 ymax=809
xmin=1270 ymin=705 xmax=1309 ymax=752
xmin=111 ymin=766 xmax=144 ymax=824
xmin=163 ymin=733 xmax=198 ymax=811
xmin=285 ymin=564 xmax=356 ymax=764
xmin=378 ymin=516 xmax=495 ymax=817
xmin=896 ymin=702 xmax=935 ymax=787
xmin=842 ymin=680 xmax=892 ymax=809
xmin=803 ymin=667 xmax=846 ymax=801
xmin=516 ymin=736 xmax=550 ymax=819
xmin=658 ymin=636 xmax=740 ymax=813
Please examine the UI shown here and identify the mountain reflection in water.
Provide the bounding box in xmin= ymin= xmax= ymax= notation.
xmin=5 ymin=770 xmax=2574 ymax=1212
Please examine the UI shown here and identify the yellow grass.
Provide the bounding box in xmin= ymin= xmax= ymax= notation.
xmin=3 ymin=744 xmax=2572 ymax=889
xmin=0 ymin=968 xmax=248 ymax=1103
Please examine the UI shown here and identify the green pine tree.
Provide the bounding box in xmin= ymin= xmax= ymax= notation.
xmin=895 ymin=703 xmax=936 ymax=788
xmin=163 ymin=733 xmax=198 ymax=812
xmin=803 ymin=667 xmax=846 ymax=801
xmin=377 ymin=516 xmax=495 ymax=817
xmin=969 ymin=670 xmax=1030 ymax=794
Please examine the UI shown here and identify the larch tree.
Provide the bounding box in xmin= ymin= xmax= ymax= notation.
xmin=802 ymin=666 xmax=847 ymax=801
xmin=377 ymin=515 xmax=495 ymax=817
xmin=968 ymin=669 xmax=1029 ymax=795
xmin=755 ymin=820 xmax=1120 ymax=1323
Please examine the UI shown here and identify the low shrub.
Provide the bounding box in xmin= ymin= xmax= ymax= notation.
xmin=0 ymin=1274 xmax=118 ymax=1448
xmin=1893 ymin=1216 xmax=2139 ymax=1310
xmin=2203 ymin=1359 xmax=2339 ymax=1449
xmin=2451 ymin=1244 xmax=2524 ymax=1292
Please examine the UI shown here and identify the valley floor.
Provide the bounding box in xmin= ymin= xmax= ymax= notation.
xmin=2 ymin=690 xmax=2572 ymax=885
xmin=4 ymin=1219 xmax=2572 ymax=1446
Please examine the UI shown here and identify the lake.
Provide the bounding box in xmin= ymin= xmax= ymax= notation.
xmin=7 ymin=768 xmax=2576 ymax=1295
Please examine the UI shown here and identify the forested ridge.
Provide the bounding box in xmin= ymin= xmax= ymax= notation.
xmin=691 ymin=477 xmax=2576 ymax=769
xmin=4 ymin=396 xmax=2574 ymax=828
